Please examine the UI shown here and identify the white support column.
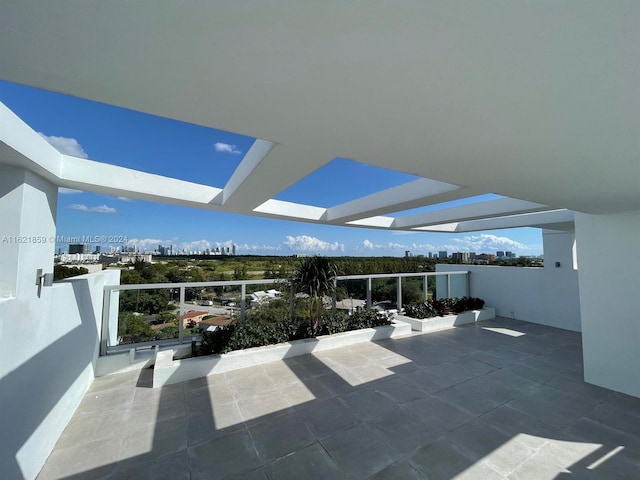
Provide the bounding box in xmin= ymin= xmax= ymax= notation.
xmin=0 ymin=165 xmax=57 ymax=299
xmin=575 ymin=211 xmax=640 ymax=398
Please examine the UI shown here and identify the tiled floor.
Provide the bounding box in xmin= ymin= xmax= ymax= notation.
xmin=38 ymin=318 xmax=640 ymax=479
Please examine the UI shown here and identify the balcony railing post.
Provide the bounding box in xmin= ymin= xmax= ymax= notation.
xmin=366 ymin=277 xmax=372 ymax=309
xmin=466 ymin=271 xmax=471 ymax=297
xmin=240 ymin=283 xmax=246 ymax=322
xmin=423 ymin=274 xmax=428 ymax=302
xmin=397 ymin=276 xmax=402 ymax=311
xmin=179 ymin=286 xmax=185 ymax=343
xmin=446 ymin=274 xmax=451 ymax=299
xmin=100 ymin=288 xmax=111 ymax=356
xmin=289 ymin=282 xmax=295 ymax=321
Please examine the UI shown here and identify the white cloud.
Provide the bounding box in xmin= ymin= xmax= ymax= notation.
xmin=214 ymin=142 xmax=242 ymax=154
xmin=363 ymin=239 xmax=375 ymax=249
xmin=237 ymin=243 xmax=282 ymax=253
xmin=68 ymin=204 xmax=117 ymax=214
xmin=284 ymin=235 xmax=344 ymax=252
xmin=360 ymin=240 xmax=412 ymax=251
xmin=445 ymin=233 xmax=531 ymax=252
xmin=179 ymin=239 xmax=213 ymax=252
xmin=38 ymin=133 xmax=88 ymax=158
xmin=117 ymin=197 xmax=133 ymax=202
xmin=357 ymin=233 xmax=535 ymax=255
xmin=127 ymin=238 xmax=165 ymax=250
xmin=59 ymin=187 xmax=83 ymax=194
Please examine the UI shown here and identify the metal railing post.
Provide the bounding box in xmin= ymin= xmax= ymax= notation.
xmin=397 ymin=276 xmax=402 ymax=311
xmin=423 ymin=274 xmax=428 ymax=302
xmin=446 ymin=274 xmax=451 ymax=299
xmin=332 ymin=278 xmax=337 ymax=312
xmin=100 ymin=288 xmax=111 ymax=356
xmin=366 ymin=277 xmax=372 ymax=309
xmin=289 ymin=282 xmax=296 ymax=321
xmin=240 ymin=283 xmax=246 ymax=322
xmin=466 ymin=271 xmax=471 ymax=297
xmin=179 ymin=286 xmax=185 ymax=343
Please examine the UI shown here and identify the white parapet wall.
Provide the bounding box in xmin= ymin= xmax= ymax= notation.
xmin=153 ymin=320 xmax=412 ymax=388
xmin=436 ymin=236 xmax=581 ymax=332
xmin=397 ymin=308 xmax=495 ymax=333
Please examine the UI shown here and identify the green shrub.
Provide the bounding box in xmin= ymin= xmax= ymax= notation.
xmin=404 ymin=297 xmax=485 ymax=318
xmin=404 ymin=302 xmax=439 ymax=319
xmin=200 ymin=309 xmax=393 ymax=355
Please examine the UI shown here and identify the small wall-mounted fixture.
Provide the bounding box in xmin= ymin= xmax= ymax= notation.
xmin=555 ymin=262 xmax=561 ymax=268
xmin=35 ymin=268 xmax=54 ymax=287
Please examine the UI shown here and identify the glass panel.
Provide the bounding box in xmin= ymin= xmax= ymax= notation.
xmin=115 ymin=287 xmax=180 ymax=345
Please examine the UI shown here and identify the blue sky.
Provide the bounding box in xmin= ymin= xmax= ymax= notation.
xmin=0 ymin=80 xmax=543 ymax=256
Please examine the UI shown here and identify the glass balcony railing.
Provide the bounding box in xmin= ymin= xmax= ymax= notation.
xmin=100 ymin=271 xmax=470 ymax=355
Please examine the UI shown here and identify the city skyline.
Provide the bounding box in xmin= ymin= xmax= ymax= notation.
xmin=1 ymin=80 xmax=544 ymax=257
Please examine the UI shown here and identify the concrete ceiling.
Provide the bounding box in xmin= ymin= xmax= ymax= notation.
xmin=0 ymin=1 xmax=638 ymax=230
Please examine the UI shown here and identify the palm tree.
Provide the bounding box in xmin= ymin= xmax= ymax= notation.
xmin=290 ymin=256 xmax=337 ymax=335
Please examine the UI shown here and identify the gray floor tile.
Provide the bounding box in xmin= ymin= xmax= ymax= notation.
xmin=188 ymin=429 xmax=261 ymax=480
xmin=37 ymin=436 xmax=123 ymax=480
xmin=266 ymin=442 xmax=345 ymax=480
xmin=320 ymin=423 xmax=401 ymax=478
xmin=410 ymin=438 xmax=476 ymax=480
xmin=297 ymin=397 xmax=360 ymax=439
xmin=248 ymin=411 xmax=316 ymax=462
xmin=434 ymin=379 xmax=512 ymax=416
xmin=36 ymin=318 xmax=640 ymax=480
xmin=236 ymin=389 xmax=293 ymax=425
xmin=113 ymin=450 xmax=190 ymax=480
xmin=405 ymin=395 xmax=475 ymax=432
xmin=477 ymin=404 xmax=561 ymax=449
xmin=446 ymin=420 xmax=512 ymax=463
xmin=506 ymin=383 xmax=599 ymax=430
xmin=118 ymin=417 xmax=188 ymax=469
xmin=367 ymin=406 xmax=441 ymax=453
xmin=586 ymin=403 xmax=640 ymax=438
xmin=338 ymin=386 xmax=398 ymax=420
xmin=187 ymin=409 xmax=245 ymax=447
xmin=375 ymin=375 xmax=429 ymax=404
xmin=369 ymin=460 xmax=426 ymax=480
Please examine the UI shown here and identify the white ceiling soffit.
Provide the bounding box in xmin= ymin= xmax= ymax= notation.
xmin=253 ymin=199 xmax=326 ymax=221
xmin=415 ymin=209 xmax=575 ymax=233
xmin=395 ymin=197 xmax=550 ymax=229
xmin=346 ymin=216 xmax=395 ymax=228
xmin=0 ymin=2 xmax=638 ymax=222
xmin=323 ymin=178 xmax=460 ymax=222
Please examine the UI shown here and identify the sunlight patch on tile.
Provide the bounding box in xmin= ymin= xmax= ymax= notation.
xmin=481 ymin=327 xmax=526 ymax=337
xmin=587 ymin=446 xmax=625 ymax=470
xmin=316 ymin=343 xmax=410 ymax=387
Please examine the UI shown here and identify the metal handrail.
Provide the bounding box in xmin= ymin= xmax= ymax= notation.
xmin=100 ymin=271 xmax=470 ymax=355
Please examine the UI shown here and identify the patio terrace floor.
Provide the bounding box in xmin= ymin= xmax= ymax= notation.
xmin=38 ymin=318 xmax=640 ymax=479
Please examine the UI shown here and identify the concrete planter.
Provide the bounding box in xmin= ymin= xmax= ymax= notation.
xmin=152 ymin=320 xmax=412 ymax=388
xmin=396 ymin=308 xmax=495 ymax=333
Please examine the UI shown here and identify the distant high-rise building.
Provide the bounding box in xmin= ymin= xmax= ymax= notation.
xmin=452 ymin=252 xmax=469 ymax=263
xmin=93 ymin=245 xmax=101 ymax=254
xmin=505 ymin=251 xmax=514 ymax=258
xmin=405 ymin=250 xmax=413 ymax=257
xmin=438 ymin=251 xmax=448 ymax=259
xmin=496 ymin=251 xmax=505 ymax=258
xmin=68 ymin=244 xmax=89 ymax=254
xmin=232 ymin=244 xmax=236 ymax=256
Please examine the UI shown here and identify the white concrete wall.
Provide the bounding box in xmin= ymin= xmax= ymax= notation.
xmin=0 ymin=165 xmax=120 ymax=479
xmin=436 ymin=231 xmax=581 ymax=332
xmin=575 ymin=211 xmax=640 ymax=398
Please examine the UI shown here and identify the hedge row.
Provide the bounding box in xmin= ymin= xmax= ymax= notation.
xmin=403 ymin=297 xmax=485 ymax=319
xmin=200 ymin=309 xmax=392 ymax=355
